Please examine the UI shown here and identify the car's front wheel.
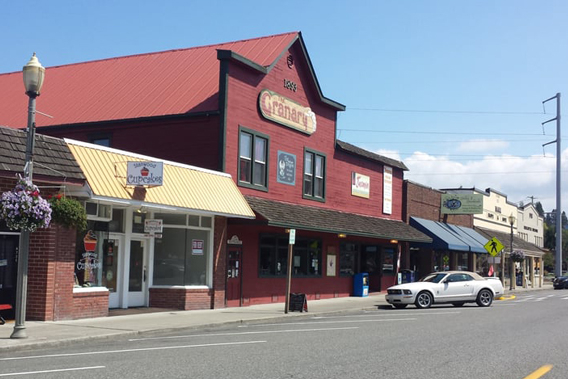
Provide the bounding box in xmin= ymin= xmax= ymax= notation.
xmin=415 ymin=291 xmax=433 ymax=309
xmin=476 ymin=289 xmax=493 ymax=307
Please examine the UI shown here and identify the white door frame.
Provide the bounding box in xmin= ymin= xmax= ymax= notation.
xmin=107 ymin=233 xmax=124 ymax=309
xmin=125 ymin=237 xmax=149 ymax=307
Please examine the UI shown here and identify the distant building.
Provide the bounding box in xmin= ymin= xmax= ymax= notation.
xmin=442 ymin=187 xmax=545 ymax=288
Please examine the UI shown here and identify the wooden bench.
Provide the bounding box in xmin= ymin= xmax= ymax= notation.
xmin=0 ymin=304 xmax=12 ymax=325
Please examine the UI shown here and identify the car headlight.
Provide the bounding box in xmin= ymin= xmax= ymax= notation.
xmin=403 ymin=289 xmax=412 ymax=295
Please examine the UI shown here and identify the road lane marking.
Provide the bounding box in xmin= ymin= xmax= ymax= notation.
xmin=496 ymin=295 xmax=516 ymax=300
xmin=314 ymin=311 xmax=461 ymax=319
xmin=128 ymin=326 xmax=359 ymax=342
xmin=243 ymin=318 xmax=416 ymax=327
xmin=0 ymin=366 xmax=105 ymax=376
xmin=0 ymin=341 xmax=266 ymax=361
xmin=523 ymin=364 xmax=553 ymax=379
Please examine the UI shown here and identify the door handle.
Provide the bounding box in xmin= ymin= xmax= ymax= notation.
xmin=143 ymin=269 xmax=147 ymax=282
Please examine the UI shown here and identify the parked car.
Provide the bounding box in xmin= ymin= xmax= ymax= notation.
xmin=553 ymin=276 xmax=568 ymax=289
xmin=385 ymin=271 xmax=504 ymax=309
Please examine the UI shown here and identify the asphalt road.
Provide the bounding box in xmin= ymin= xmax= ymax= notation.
xmin=0 ymin=289 xmax=567 ymax=379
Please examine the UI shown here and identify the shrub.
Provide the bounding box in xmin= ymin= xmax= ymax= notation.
xmin=48 ymin=194 xmax=87 ymax=231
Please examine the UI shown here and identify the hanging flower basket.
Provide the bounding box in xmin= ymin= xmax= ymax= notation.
xmin=0 ymin=176 xmax=51 ymax=232
xmin=510 ymin=250 xmax=525 ymax=262
xmin=47 ymin=194 xmax=87 ymax=231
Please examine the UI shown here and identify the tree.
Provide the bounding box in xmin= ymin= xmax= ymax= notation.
xmin=535 ymin=202 xmax=545 ymax=218
xmin=544 ymin=223 xmax=556 ymax=250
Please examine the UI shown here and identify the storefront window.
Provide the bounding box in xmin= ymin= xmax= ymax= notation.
xmin=457 ymin=252 xmax=468 ymax=271
xmin=382 ymin=248 xmax=395 ymax=275
xmin=434 ymin=251 xmax=450 ymax=272
xmin=362 ymin=246 xmax=379 ymax=274
xmin=292 ymin=239 xmax=321 ymax=276
xmin=153 ymin=228 xmax=210 ymax=286
xmin=339 ymin=243 xmax=358 ymax=277
xmin=475 ymin=253 xmax=491 ymax=276
xmin=74 ymin=223 xmax=109 ymax=287
xmin=109 ymin=209 xmax=125 ymax=232
xmin=154 ymin=212 xmax=186 ymax=225
xmin=259 ymin=234 xmax=321 ymax=277
xmin=132 ymin=212 xmax=146 ymax=233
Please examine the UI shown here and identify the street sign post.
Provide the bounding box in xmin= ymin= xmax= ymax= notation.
xmin=484 ymin=237 xmax=504 ymax=257
xmin=484 ymin=237 xmax=504 ymax=280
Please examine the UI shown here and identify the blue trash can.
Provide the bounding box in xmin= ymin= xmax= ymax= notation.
xmin=402 ymin=270 xmax=415 ymax=283
xmin=353 ymin=273 xmax=369 ymax=297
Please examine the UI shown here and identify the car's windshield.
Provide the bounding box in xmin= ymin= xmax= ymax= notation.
xmin=420 ymin=273 xmax=447 ymax=283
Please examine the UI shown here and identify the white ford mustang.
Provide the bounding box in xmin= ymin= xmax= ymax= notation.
xmin=385 ymin=271 xmax=504 ymax=309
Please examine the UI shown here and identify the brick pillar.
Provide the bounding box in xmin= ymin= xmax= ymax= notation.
xmin=26 ymin=224 xmax=77 ymax=321
xmin=53 ymin=224 xmax=77 ymax=320
xmin=27 ymin=226 xmax=57 ymax=321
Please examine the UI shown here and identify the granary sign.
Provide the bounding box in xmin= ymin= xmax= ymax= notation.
xmin=259 ymin=89 xmax=317 ymax=135
xmin=127 ymin=161 xmax=164 ymax=186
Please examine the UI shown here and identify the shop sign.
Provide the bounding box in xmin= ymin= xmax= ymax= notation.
xmin=383 ymin=166 xmax=393 ymax=215
xmin=192 ymin=239 xmax=204 ymax=255
xmin=277 ymin=151 xmax=296 ymax=185
xmin=258 ymin=89 xmax=317 ymax=135
xmin=127 ymin=161 xmax=164 ymax=186
xmin=227 ymin=235 xmax=243 ymax=245
xmin=441 ymin=193 xmax=483 ymax=214
xmin=144 ymin=219 xmax=163 ymax=238
xmin=351 ymin=172 xmax=370 ymax=198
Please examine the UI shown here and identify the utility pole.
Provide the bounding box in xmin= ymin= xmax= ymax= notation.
xmin=542 ymin=93 xmax=562 ymax=277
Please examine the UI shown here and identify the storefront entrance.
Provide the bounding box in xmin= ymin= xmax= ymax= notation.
xmin=361 ymin=245 xmax=381 ymax=292
xmin=226 ymin=245 xmax=242 ymax=307
xmin=128 ymin=239 xmax=148 ymax=307
xmin=102 ymin=235 xmax=121 ymax=308
xmin=0 ymin=234 xmax=18 ymax=319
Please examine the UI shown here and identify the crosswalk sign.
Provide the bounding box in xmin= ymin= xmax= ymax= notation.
xmin=484 ymin=237 xmax=504 ymax=257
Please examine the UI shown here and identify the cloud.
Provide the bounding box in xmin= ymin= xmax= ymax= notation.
xmin=402 ymin=150 xmax=563 ymax=212
xmin=457 ymin=139 xmax=509 ymax=153
xmin=375 ymin=149 xmax=401 ymax=161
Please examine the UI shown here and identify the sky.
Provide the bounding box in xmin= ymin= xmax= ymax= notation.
xmin=2 ymin=0 xmax=567 ymax=213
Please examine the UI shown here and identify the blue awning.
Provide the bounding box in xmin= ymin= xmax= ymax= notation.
xmin=442 ymin=224 xmax=488 ymax=253
xmin=410 ymin=217 xmax=489 ymax=253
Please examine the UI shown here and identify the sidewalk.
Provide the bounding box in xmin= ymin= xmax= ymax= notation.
xmin=0 ymin=283 xmax=553 ymax=353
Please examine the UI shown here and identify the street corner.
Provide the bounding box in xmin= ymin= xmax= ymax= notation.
xmin=496 ymin=294 xmax=516 ymax=301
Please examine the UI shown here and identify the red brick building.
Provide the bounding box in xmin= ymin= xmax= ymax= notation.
xmin=0 ymin=32 xmax=430 ymax=314
xmin=0 ymin=127 xmax=89 ymax=321
xmin=402 ymin=180 xmax=491 ymax=280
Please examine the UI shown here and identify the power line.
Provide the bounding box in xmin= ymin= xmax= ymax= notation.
xmin=347 ymin=107 xmax=546 ymax=115
xmin=337 ymin=129 xmax=548 ymax=136
xmin=407 ymin=170 xmax=567 ymax=176
xmin=403 ymin=154 xmax=554 ymax=160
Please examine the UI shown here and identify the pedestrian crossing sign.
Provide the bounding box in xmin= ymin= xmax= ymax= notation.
xmin=484 ymin=237 xmax=504 ymax=257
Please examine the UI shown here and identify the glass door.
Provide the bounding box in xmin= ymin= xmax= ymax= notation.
xmin=0 ymin=234 xmax=19 ymax=320
xmin=102 ymin=236 xmax=121 ymax=308
xmin=226 ymin=246 xmax=242 ymax=307
xmin=128 ymin=239 xmax=147 ymax=307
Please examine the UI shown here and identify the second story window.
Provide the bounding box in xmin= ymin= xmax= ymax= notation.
xmin=303 ymin=149 xmax=325 ymax=201
xmin=239 ymin=128 xmax=268 ymax=191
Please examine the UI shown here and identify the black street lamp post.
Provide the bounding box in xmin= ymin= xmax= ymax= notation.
xmin=11 ymin=53 xmax=45 ymax=339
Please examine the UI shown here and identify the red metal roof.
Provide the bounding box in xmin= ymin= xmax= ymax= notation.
xmin=0 ymin=32 xmax=299 ymax=128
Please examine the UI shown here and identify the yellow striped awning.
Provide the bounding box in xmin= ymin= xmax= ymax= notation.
xmin=65 ymin=139 xmax=255 ymax=219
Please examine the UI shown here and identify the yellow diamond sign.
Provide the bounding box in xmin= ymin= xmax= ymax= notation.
xmin=484 ymin=237 xmax=504 ymax=257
